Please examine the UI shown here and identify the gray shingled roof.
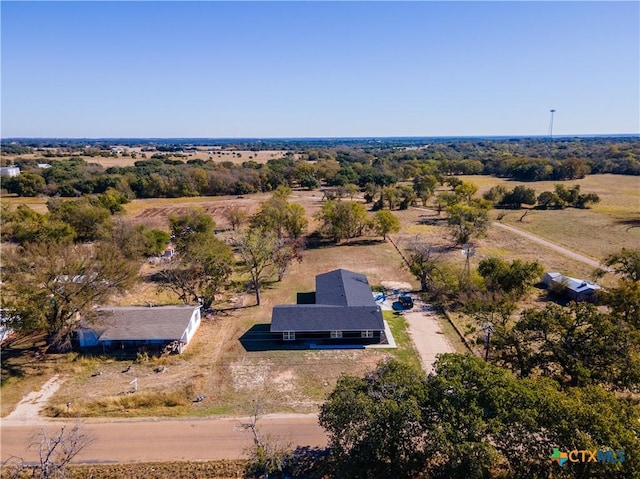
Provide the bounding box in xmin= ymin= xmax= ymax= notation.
xmin=315 ymin=269 xmax=377 ymax=307
xmin=271 ymin=304 xmax=384 ymax=332
xmin=270 ymin=269 xmax=384 ymax=333
xmin=95 ymin=305 xmax=198 ymax=341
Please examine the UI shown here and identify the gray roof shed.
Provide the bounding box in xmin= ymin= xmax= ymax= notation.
xmin=95 ymin=305 xmax=199 ymax=341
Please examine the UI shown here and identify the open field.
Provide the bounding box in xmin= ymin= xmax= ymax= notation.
xmin=0 ymin=195 xmax=51 ymax=214
xmin=3 ymin=149 xmax=293 ymax=169
xmin=458 ymin=174 xmax=640 ymax=261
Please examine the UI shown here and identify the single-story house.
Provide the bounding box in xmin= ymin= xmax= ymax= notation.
xmin=75 ymin=305 xmax=201 ymax=354
xmin=543 ymin=272 xmax=601 ymax=302
xmin=270 ymin=269 xmax=385 ymax=344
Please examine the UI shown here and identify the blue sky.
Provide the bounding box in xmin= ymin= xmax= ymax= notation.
xmin=1 ymin=1 xmax=638 ymax=138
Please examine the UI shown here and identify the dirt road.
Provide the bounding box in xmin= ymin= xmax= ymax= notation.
xmin=493 ymin=222 xmax=611 ymax=271
xmin=1 ymin=414 xmax=326 ymax=464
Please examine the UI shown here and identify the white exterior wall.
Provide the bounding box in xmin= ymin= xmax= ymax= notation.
xmin=0 ymin=167 xmax=20 ymax=177
xmin=181 ymin=307 xmax=201 ymax=345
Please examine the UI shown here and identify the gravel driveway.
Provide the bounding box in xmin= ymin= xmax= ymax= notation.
xmin=402 ymin=300 xmax=455 ymax=374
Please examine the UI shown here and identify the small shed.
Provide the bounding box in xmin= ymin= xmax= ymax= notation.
xmin=543 ymin=272 xmax=601 ymax=302
xmin=0 ymin=167 xmax=20 ymax=177
xmin=76 ymin=305 xmax=201 ymax=354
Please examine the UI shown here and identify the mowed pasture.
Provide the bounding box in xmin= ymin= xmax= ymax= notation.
xmin=458 ymin=174 xmax=640 ymax=263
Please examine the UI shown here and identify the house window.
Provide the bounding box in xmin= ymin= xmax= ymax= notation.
xmin=330 ymin=330 xmax=342 ymax=339
xmin=283 ymin=331 xmax=295 ymax=341
xmin=361 ymin=330 xmax=374 ymax=338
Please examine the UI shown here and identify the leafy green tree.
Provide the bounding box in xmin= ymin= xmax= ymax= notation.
xmin=344 ymin=183 xmax=360 ymax=200
xmin=110 ymin=219 xmax=170 ymax=259
xmin=315 ymin=200 xmax=369 ymax=243
xmin=169 ymin=207 xmax=215 ymax=250
xmin=413 ymin=174 xmax=438 ymax=206
xmin=47 ymin=198 xmax=113 ymax=242
xmin=250 ymin=188 xmax=308 ymax=239
xmin=373 ymin=210 xmax=400 ymax=241
xmin=599 ymin=248 xmax=640 ymax=328
xmin=4 ymin=172 xmax=45 ymax=196
xmin=406 ymin=243 xmax=442 ymax=292
xmin=446 ymin=202 xmax=490 ymax=245
xmin=319 ymin=359 xmax=430 ymax=479
xmin=453 ymin=181 xmax=478 ymax=204
xmin=602 ymin=247 xmax=640 ymax=282
xmin=537 ymin=190 xmax=565 ymax=209
xmin=1 ymin=204 xmax=76 ymax=245
xmin=574 ymin=192 xmax=600 ymax=209
xmin=165 ymin=209 xmax=232 ymax=309
xmin=381 ymin=186 xmax=399 ymax=209
xmin=1 ymin=241 xmax=138 ymax=352
xmin=232 ymin=228 xmax=279 ymax=306
xmin=92 ymin=187 xmax=129 ymax=213
xmin=223 ymin=205 xmax=248 ymax=232
xmin=477 ymin=257 xmax=543 ymax=299
xmin=161 ymin=234 xmax=233 ymax=310
xmin=499 ymin=185 xmax=537 ymax=208
xmin=320 ymin=355 xmax=640 ymax=479
xmin=397 ymin=185 xmax=417 ymax=210
xmin=427 ymin=354 xmax=640 ymax=479
xmin=141 ymin=227 xmax=171 ymax=256
xmin=515 ymin=302 xmax=640 ymax=389
xmin=482 ymin=184 xmax=507 ymax=204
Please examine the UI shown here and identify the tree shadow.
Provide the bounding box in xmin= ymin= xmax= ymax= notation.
xmin=1 ymin=332 xmax=49 ymax=386
xmin=417 ymin=215 xmax=448 ymax=226
xmin=616 ymin=218 xmax=640 ymax=230
xmin=289 ymin=446 xmax=332 ymax=479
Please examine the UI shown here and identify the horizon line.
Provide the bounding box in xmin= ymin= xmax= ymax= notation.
xmin=3 ymin=133 xmax=639 ymax=142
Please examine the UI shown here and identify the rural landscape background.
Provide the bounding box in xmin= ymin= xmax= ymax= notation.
xmin=1 ymin=0 xmax=639 ymax=478
xmin=1 ymin=135 xmax=639 ymax=478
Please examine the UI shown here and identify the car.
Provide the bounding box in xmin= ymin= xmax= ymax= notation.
xmin=398 ymin=294 xmax=413 ymax=310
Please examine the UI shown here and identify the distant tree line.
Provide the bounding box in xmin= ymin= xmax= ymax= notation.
xmin=1 ymin=137 xmax=638 ymax=199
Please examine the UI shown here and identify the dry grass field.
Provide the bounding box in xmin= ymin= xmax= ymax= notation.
xmin=5 ymin=149 xmax=293 ymax=169
xmin=458 ymin=174 xmax=640 ymax=262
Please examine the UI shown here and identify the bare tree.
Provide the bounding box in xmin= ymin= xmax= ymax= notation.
xmin=241 ymin=403 xmax=293 ymax=479
xmin=404 ymin=239 xmax=443 ymax=293
xmin=7 ymin=422 xmax=94 ymax=479
xmin=224 ymin=205 xmax=248 ymax=232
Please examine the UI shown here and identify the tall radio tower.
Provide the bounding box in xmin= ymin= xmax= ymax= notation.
xmin=548 ymin=109 xmax=556 ymax=139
